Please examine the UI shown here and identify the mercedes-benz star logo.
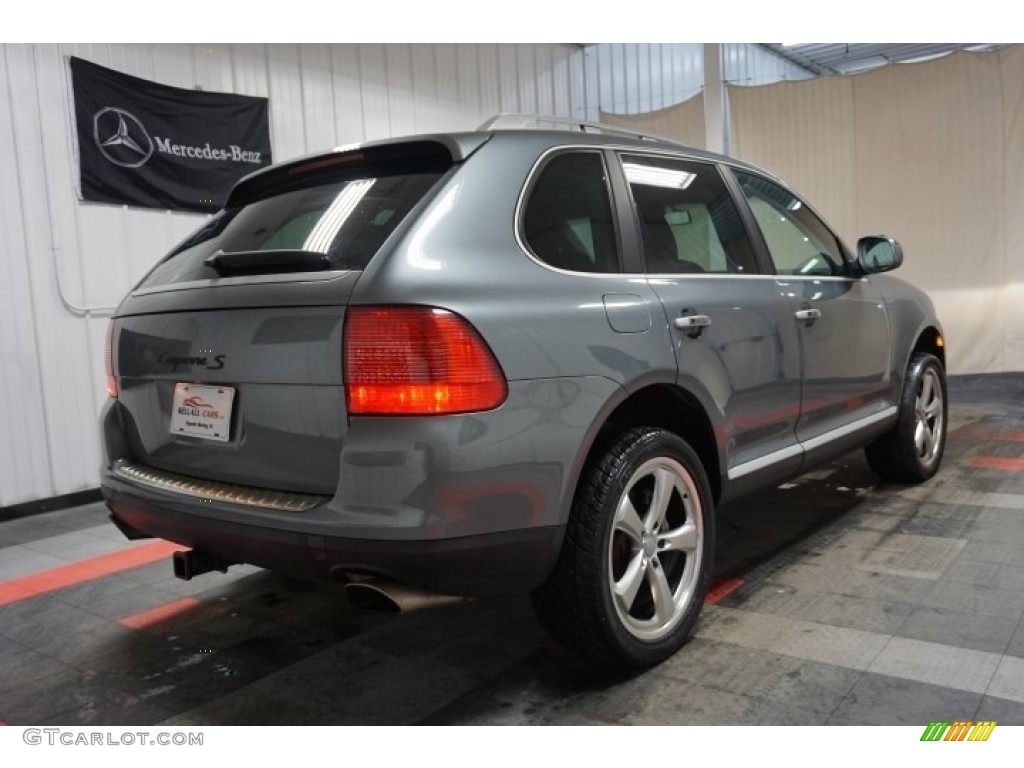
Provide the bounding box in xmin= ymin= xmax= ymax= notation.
xmin=93 ymin=107 xmax=154 ymax=168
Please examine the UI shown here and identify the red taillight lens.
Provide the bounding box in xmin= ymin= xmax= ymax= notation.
xmin=105 ymin=320 xmax=118 ymax=398
xmin=345 ymin=307 xmax=507 ymax=415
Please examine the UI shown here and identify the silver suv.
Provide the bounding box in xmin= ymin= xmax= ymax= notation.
xmin=100 ymin=116 xmax=947 ymax=667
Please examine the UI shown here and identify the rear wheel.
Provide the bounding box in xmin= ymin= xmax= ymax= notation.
xmin=865 ymin=352 xmax=947 ymax=483
xmin=532 ymin=427 xmax=714 ymax=667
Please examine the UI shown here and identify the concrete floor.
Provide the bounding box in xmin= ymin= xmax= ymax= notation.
xmin=2 ymin=375 xmax=1024 ymax=725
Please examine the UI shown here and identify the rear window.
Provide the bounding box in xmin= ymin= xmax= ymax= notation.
xmin=139 ymin=169 xmax=445 ymax=289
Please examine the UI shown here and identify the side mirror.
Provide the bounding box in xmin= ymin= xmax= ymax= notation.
xmin=857 ymin=236 xmax=903 ymax=274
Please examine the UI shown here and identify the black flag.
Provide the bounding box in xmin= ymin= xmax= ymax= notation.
xmin=70 ymin=56 xmax=272 ymax=213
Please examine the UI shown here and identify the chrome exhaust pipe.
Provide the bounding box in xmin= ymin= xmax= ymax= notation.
xmin=343 ymin=577 xmax=468 ymax=613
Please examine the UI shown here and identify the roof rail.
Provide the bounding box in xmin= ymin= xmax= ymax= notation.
xmin=476 ymin=113 xmax=684 ymax=146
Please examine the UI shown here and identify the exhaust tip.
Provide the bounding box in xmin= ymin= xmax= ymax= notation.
xmin=343 ymin=577 xmax=468 ymax=613
xmin=172 ymin=549 xmax=233 ymax=581
xmin=344 ymin=581 xmax=402 ymax=613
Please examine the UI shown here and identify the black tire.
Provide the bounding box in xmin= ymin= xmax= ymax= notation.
xmin=865 ymin=352 xmax=947 ymax=483
xmin=532 ymin=427 xmax=715 ymax=667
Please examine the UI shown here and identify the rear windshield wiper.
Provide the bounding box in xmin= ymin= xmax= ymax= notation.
xmin=204 ymin=249 xmax=333 ymax=277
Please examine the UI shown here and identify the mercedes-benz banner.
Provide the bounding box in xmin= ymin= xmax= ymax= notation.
xmin=70 ymin=56 xmax=272 ymax=213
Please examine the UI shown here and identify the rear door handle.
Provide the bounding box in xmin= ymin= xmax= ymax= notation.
xmin=794 ymin=308 xmax=822 ymax=325
xmin=674 ymin=314 xmax=712 ymax=338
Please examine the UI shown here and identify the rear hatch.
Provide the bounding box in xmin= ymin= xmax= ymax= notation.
xmin=110 ymin=139 xmax=474 ymax=495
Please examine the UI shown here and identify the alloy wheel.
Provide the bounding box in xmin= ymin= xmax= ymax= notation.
xmin=607 ymin=457 xmax=704 ymax=641
xmin=914 ymin=367 xmax=944 ymax=467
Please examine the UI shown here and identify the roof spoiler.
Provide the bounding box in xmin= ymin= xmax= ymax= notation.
xmin=225 ymin=133 xmax=491 ymax=209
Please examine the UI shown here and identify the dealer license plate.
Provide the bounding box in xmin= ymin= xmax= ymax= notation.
xmin=169 ymin=383 xmax=235 ymax=442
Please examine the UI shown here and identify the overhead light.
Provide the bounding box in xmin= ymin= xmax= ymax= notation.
xmin=833 ymin=56 xmax=889 ymax=74
xmin=900 ymin=52 xmax=950 ymax=64
xmin=623 ymin=163 xmax=696 ymax=190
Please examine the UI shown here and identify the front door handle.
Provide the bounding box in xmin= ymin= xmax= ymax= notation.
xmin=794 ymin=308 xmax=822 ymax=326
xmin=674 ymin=314 xmax=712 ymax=338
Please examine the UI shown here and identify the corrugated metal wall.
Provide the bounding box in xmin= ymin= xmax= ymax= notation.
xmin=0 ymin=42 xmax=586 ymax=507
xmin=724 ymin=43 xmax=814 ymax=86
xmin=584 ymin=43 xmax=810 ymax=117
xmin=583 ymin=44 xmax=704 ymax=115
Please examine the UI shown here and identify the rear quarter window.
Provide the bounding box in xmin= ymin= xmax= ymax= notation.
xmin=521 ymin=151 xmax=620 ymax=273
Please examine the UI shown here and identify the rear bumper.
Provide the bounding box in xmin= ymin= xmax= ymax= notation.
xmin=101 ymin=477 xmax=562 ymax=596
xmin=99 ymin=375 xmax=625 ymax=595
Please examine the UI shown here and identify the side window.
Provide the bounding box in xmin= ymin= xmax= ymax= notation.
xmin=620 ymin=154 xmax=759 ymax=275
xmin=523 ymin=152 xmax=619 ymax=273
xmin=733 ymin=171 xmax=846 ymax=277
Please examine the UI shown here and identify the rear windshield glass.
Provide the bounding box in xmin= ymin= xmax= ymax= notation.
xmin=139 ymin=170 xmax=445 ymax=289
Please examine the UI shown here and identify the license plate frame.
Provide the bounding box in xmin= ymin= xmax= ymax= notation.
xmin=169 ymin=383 xmax=235 ymax=442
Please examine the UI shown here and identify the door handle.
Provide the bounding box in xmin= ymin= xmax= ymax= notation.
xmin=674 ymin=314 xmax=712 ymax=338
xmin=794 ymin=308 xmax=822 ymax=325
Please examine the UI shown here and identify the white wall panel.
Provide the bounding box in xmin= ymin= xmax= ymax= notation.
xmin=358 ymin=44 xmax=391 ymax=141
xmin=414 ymin=45 xmax=442 ymax=134
xmin=534 ymin=45 xmax=555 ymax=117
xmin=386 ymin=45 xmax=416 ymax=136
xmin=231 ymin=44 xmax=271 ymax=100
xmin=153 ymin=44 xmax=197 ymax=89
xmin=0 ymin=46 xmax=53 ymax=507
xmin=299 ymin=45 xmax=337 ymax=153
xmin=473 ymin=46 xmax=502 ymax=121
xmin=4 ymin=43 xmax=99 ymax=505
xmin=517 ymin=45 xmax=539 ymax=114
xmin=195 ymin=44 xmax=234 ymax=93
xmin=434 ymin=45 xmax=461 ymax=131
xmin=588 ymin=43 xmax=705 ymax=115
xmin=329 ymin=45 xmax=365 ymax=145
xmin=267 ymin=44 xmax=306 ymax=160
xmin=0 ymin=42 xmax=585 ymax=507
xmin=497 ymin=45 xmax=521 ymax=113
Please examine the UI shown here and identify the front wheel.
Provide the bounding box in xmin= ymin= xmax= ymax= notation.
xmin=865 ymin=352 xmax=947 ymax=483
xmin=532 ymin=427 xmax=715 ymax=667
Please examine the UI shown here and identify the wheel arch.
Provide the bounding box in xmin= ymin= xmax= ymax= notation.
xmin=572 ymin=383 xmax=723 ymax=510
xmin=912 ymin=325 xmax=946 ymax=371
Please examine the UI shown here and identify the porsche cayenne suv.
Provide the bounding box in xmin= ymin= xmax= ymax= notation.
xmin=100 ymin=115 xmax=947 ymax=666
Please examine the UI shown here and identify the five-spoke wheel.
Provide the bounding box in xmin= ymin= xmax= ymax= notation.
xmin=913 ymin=365 xmax=945 ymax=468
xmin=866 ymin=352 xmax=947 ymax=482
xmin=608 ymin=458 xmax=704 ymax=642
xmin=532 ymin=427 xmax=714 ymax=667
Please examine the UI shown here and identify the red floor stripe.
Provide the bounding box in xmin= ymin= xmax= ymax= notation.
xmin=119 ymin=597 xmax=201 ymax=631
xmin=966 ymin=430 xmax=1024 ymax=443
xmin=705 ymin=577 xmax=745 ymax=605
xmin=0 ymin=540 xmax=180 ymax=607
xmin=967 ymin=456 xmax=1024 ymax=472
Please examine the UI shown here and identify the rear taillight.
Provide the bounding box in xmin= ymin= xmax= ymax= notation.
xmin=345 ymin=307 xmax=507 ymax=416
xmin=105 ymin=320 xmax=118 ymax=398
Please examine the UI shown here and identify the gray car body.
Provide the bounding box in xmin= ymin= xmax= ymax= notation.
xmin=100 ymin=128 xmax=944 ymax=595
